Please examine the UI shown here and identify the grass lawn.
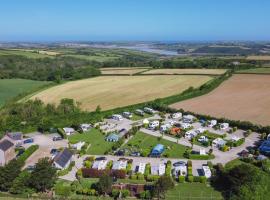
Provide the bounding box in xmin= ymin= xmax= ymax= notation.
xmin=68 ymin=128 xmax=114 ymax=155
xmin=0 ymin=79 xmax=50 ymax=107
xmin=225 ymin=158 xmax=244 ymax=170
xmin=237 ymin=67 xmax=270 ymax=74
xmin=132 ymin=113 xmax=153 ymax=121
xmin=123 ymin=131 xmax=187 ymax=158
xmin=166 ymin=183 xmax=223 ymax=200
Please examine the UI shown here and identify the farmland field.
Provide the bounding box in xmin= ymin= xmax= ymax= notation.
xmin=142 ymin=68 xmax=227 ymax=75
xmin=122 ymin=131 xmax=187 ymax=158
xmin=237 ymin=67 xmax=270 ymax=74
xmin=31 ymin=75 xmax=212 ymax=111
xmin=170 ymin=74 xmax=270 ymax=126
xmin=0 ymin=79 xmax=50 ymax=107
xmin=0 ymin=49 xmax=52 ymax=58
xmin=63 ymin=54 xmax=120 ymax=62
xmin=246 ymin=55 xmax=270 ymax=60
xmin=100 ymin=67 xmax=150 ymax=75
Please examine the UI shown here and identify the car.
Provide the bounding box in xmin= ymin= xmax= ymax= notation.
xmin=16 ymin=149 xmax=25 ymax=157
xmin=50 ymin=148 xmax=59 ymax=154
xmin=115 ymin=150 xmax=125 ymax=156
xmin=95 ymin=156 xmax=107 ymax=161
xmin=23 ymin=138 xmax=34 ymax=144
xmin=173 ymin=161 xmax=186 ymax=167
xmin=130 ymin=152 xmax=140 ymax=157
xmin=53 ymin=136 xmax=63 ymax=141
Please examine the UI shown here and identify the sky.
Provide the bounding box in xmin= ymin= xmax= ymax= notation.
xmin=0 ymin=0 xmax=269 ymax=42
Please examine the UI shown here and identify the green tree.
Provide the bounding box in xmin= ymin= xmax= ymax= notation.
xmin=9 ymin=170 xmax=33 ymax=194
xmin=97 ymin=174 xmax=113 ymax=195
xmin=154 ymin=176 xmax=174 ymax=199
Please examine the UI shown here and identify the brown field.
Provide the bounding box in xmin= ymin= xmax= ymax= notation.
xmin=142 ymin=68 xmax=227 ymax=75
xmin=100 ymin=67 xmax=149 ymax=75
xmin=170 ymin=74 xmax=270 ymax=126
xmin=31 ymin=75 xmax=212 ymax=111
xmin=246 ymin=56 xmax=270 ymax=61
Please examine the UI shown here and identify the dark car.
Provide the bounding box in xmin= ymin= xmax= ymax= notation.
xmin=95 ymin=156 xmax=107 ymax=161
xmin=23 ymin=138 xmax=34 ymax=144
xmin=115 ymin=150 xmax=125 ymax=156
xmin=53 ymin=136 xmax=63 ymax=141
xmin=173 ymin=161 xmax=186 ymax=167
xmin=130 ymin=152 xmax=140 ymax=157
xmin=50 ymin=148 xmax=59 ymax=154
xmin=16 ymin=149 xmax=25 ymax=157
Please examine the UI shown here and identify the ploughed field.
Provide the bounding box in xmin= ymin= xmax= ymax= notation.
xmin=31 ymin=75 xmax=212 ymax=111
xmin=142 ymin=68 xmax=227 ymax=75
xmin=170 ymin=74 xmax=270 ymax=126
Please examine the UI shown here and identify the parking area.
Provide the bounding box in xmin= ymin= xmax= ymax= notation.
xmin=22 ymin=132 xmax=68 ymax=168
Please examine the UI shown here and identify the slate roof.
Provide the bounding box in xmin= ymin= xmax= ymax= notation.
xmin=0 ymin=139 xmax=14 ymax=151
xmin=54 ymin=148 xmax=73 ymax=168
xmin=7 ymin=132 xmax=23 ymax=140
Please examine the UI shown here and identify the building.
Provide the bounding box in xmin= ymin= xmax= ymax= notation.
xmin=160 ymin=124 xmax=170 ymax=132
xmin=137 ymin=163 xmax=146 ymax=174
xmin=71 ymin=141 xmax=85 ymax=150
xmin=63 ymin=127 xmax=75 ymax=136
xmin=6 ymin=132 xmax=23 ymax=145
xmin=122 ymin=112 xmax=133 ymax=119
xmin=185 ymin=130 xmax=197 ymax=140
xmin=112 ymin=160 xmax=127 ymax=170
xmin=53 ymin=148 xmax=73 ymax=169
xmin=208 ymin=120 xmax=217 ymax=127
xmin=220 ymin=123 xmax=229 ymax=130
xmin=143 ymin=107 xmax=154 ymax=114
xmin=212 ymin=138 xmax=226 ymax=148
xmin=135 ymin=109 xmax=144 ymax=116
xmin=92 ymin=160 xmax=108 ymax=170
xmin=106 ymin=133 xmax=120 ymax=142
xmin=195 ymin=128 xmax=206 ymax=134
xmin=80 ymin=124 xmax=92 ymax=132
xmin=0 ymin=139 xmax=15 ymax=166
xmin=170 ymin=127 xmax=181 ymax=136
xmin=151 ymin=144 xmax=164 ymax=156
xmin=112 ymin=114 xmax=123 ymax=121
xmin=172 ymin=112 xmax=182 ymax=119
xmin=181 ymin=123 xmax=192 ymax=129
xmin=202 ymin=165 xmax=212 ymax=178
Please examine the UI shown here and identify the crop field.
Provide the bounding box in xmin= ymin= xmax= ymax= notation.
xmin=237 ymin=67 xmax=270 ymax=74
xmin=64 ymin=54 xmax=120 ymax=62
xmin=142 ymin=68 xmax=227 ymax=75
xmin=170 ymin=74 xmax=270 ymax=126
xmin=246 ymin=55 xmax=270 ymax=60
xmin=0 ymin=49 xmax=52 ymax=58
xmin=31 ymin=75 xmax=212 ymax=111
xmin=0 ymin=79 xmax=50 ymax=107
xmin=100 ymin=67 xmax=150 ymax=75
xmin=122 ymin=131 xmax=187 ymax=158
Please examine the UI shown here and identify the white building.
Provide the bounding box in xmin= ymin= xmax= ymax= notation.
xmin=80 ymin=124 xmax=92 ymax=132
xmin=212 ymin=138 xmax=226 ymax=148
xmin=195 ymin=128 xmax=206 ymax=134
xmin=112 ymin=160 xmax=127 ymax=170
xmin=137 ymin=163 xmax=146 ymax=174
xmin=144 ymin=107 xmax=154 ymax=114
xmin=220 ymin=123 xmax=229 ymax=130
xmin=92 ymin=160 xmax=108 ymax=170
xmin=135 ymin=109 xmax=145 ymax=116
xmin=160 ymin=124 xmax=171 ymax=132
xmin=185 ymin=130 xmax=197 ymax=140
xmin=198 ymin=135 xmax=208 ymax=143
xmin=71 ymin=141 xmax=85 ymax=150
xmin=149 ymin=121 xmax=159 ymax=129
xmin=208 ymin=120 xmax=217 ymax=127
xmin=112 ymin=114 xmax=123 ymax=121
xmin=151 ymin=163 xmax=166 ymax=176
xmin=63 ymin=127 xmax=75 ymax=136
xmin=172 ymin=112 xmax=182 ymax=119
xmin=202 ymin=165 xmax=212 ymax=178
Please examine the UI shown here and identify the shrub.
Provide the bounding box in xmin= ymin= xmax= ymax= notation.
xmin=220 ymin=145 xmax=229 ymax=152
xmin=121 ymin=189 xmax=130 ymax=198
xmin=207 ymin=161 xmax=213 ymax=170
xmin=17 ymin=145 xmax=39 ymax=162
xmin=187 ymin=160 xmax=192 ymax=167
xmin=200 ymin=176 xmax=207 ymax=183
xmin=140 ymin=190 xmax=151 ymax=199
xmin=131 ymin=174 xmax=137 ymax=180
xmin=111 ymin=189 xmax=120 ymax=198
xmin=144 ymin=163 xmax=151 ymax=176
xmin=187 ymin=175 xmax=194 ymax=182
xmin=193 ymin=176 xmax=201 ymax=182
xmin=84 ymin=160 xmax=92 ymax=168
xmin=137 ymin=173 xmax=145 ymax=180
xmin=146 ymin=175 xmax=159 ymax=182
xmin=106 ymin=160 xmax=113 ymax=169
xmin=187 ymin=167 xmax=193 ymax=176
xmin=178 ymin=176 xmax=185 ymax=183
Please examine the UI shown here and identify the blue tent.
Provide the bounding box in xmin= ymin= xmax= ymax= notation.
xmin=151 ymin=144 xmax=165 ymax=156
xmin=259 ymin=140 xmax=270 ymax=154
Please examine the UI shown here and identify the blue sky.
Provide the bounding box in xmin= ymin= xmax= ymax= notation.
xmin=0 ymin=0 xmax=269 ymax=41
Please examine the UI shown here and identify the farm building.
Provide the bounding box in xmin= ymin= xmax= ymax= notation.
xmin=0 ymin=139 xmax=15 ymax=166
xmin=53 ymin=148 xmax=73 ymax=169
xmin=80 ymin=124 xmax=92 ymax=132
xmin=106 ymin=133 xmax=120 ymax=142
xmin=151 ymin=144 xmax=164 ymax=156
xmin=63 ymin=127 xmax=75 ymax=136
xmin=92 ymin=160 xmax=108 ymax=170
xmin=112 ymin=160 xmax=127 ymax=170
xmin=212 ymin=138 xmax=226 ymax=148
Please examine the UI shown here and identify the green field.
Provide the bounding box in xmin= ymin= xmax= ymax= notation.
xmin=68 ymin=128 xmax=114 ymax=155
xmin=0 ymin=79 xmax=50 ymax=107
xmin=237 ymin=67 xmax=270 ymax=74
xmin=122 ymin=131 xmax=187 ymax=158
xmin=166 ymin=183 xmax=223 ymax=200
xmin=0 ymin=49 xmax=52 ymax=58
xmin=64 ymin=54 xmax=120 ymax=62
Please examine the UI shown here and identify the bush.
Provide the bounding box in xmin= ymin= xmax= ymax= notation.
xmin=144 ymin=163 xmax=151 ymax=176
xmin=58 ymin=161 xmax=75 ymax=176
xmin=57 ymin=128 xmax=66 ymax=139
xmin=200 ymin=176 xmax=207 ymax=183
xmin=131 ymin=174 xmax=137 ymax=180
xmin=17 ymin=145 xmax=39 ymax=162
xmin=84 ymin=160 xmax=92 ymax=168
xmin=140 ymin=190 xmax=151 ymax=199
xmin=122 ymin=189 xmax=130 ymax=198
xmin=111 ymin=189 xmax=120 ymax=198
xmin=178 ymin=176 xmax=185 ymax=183
xmin=193 ymin=176 xmax=201 ymax=182
xmin=220 ymin=145 xmax=229 ymax=152
xmin=187 ymin=167 xmax=193 ymax=176
xmin=137 ymin=173 xmax=145 ymax=180
xmin=146 ymin=175 xmax=159 ymax=182
xmin=187 ymin=175 xmax=194 ymax=182
xmin=187 ymin=160 xmax=192 ymax=167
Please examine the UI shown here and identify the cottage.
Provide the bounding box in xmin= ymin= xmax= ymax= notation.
xmin=173 ymin=165 xmax=187 ymax=177
xmin=137 ymin=163 xmax=146 ymax=174
xmin=220 ymin=123 xmax=229 ymax=130
xmin=0 ymin=139 xmax=15 ymax=166
xmin=151 ymin=163 xmax=166 ymax=175
xmin=80 ymin=124 xmax=92 ymax=132
xmin=172 ymin=112 xmax=182 ymax=119
xmin=212 ymin=138 xmax=226 ymax=148
xmin=106 ymin=133 xmax=120 ymax=142
xmin=135 ymin=109 xmax=144 ymax=116
xmin=151 ymin=144 xmax=164 ymax=156
xmin=182 ymin=115 xmax=195 ymax=123
xmin=112 ymin=160 xmax=127 ymax=170
xmin=149 ymin=121 xmax=159 ymax=129
xmin=143 ymin=107 xmax=154 ymax=114
xmin=71 ymin=141 xmax=85 ymax=150
xmin=122 ymin=112 xmax=133 ymax=119
xmin=53 ymin=148 xmax=73 ymax=169
xmin=112 ymin=114 xmax=123 ymax=121
xmin=63 ymin=127 xmax=75 ymax=136
xmin=208 ymin=120 xmax=217 ymax=127
xmin=198 ymin=136 xmax=208 ymax=143
xmin=92 ymin=160 xmax=108 ymax=170
xmin=202 ymin=165 xmax=211 ymax=178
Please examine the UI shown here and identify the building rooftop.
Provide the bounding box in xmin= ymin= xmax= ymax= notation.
xmin=54 ymin=148 xmax=73 ymax=168
xmin=0 ymin=139 xmax=14 ymax=151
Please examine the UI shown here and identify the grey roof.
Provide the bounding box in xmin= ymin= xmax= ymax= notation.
xmin=0 ymin=139 xmax=14 ymax=151
xmin=54 ymin=148 xmax=73 ymax=168
xmin=7 ymin=132 xmax=23 ymax=140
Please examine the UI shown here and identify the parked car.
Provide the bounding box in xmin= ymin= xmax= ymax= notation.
xmin=130 ymin=152 xmax=141 ymax=157
xmin=173 ymin=161 xmax=186 ymax=167
xmin=53 ymin=136 xmax=63 ymax=141
xmin=95 ymin=156 xmax=107 ymax=161
xmin=50 ymin=148 xmax=59 ymax=154
xmin=16 ymin=149 xmax=25 ymax=157
xmin=23 ymin=138 xmax=34 ymax=144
